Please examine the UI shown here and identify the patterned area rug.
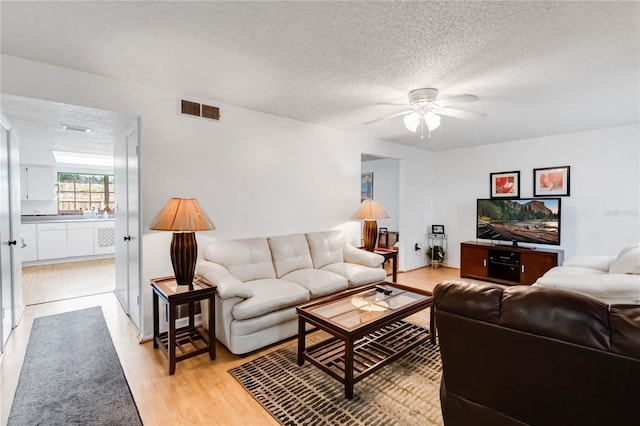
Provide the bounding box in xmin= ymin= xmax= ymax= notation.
xmin=229 ymin=324 xmax=443 ymax=426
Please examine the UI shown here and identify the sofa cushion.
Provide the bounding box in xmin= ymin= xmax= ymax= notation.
xmin=232 ymin=278 xmax=310 ymax=320
xmin=321 ymin=262 xmax=387 ymax=287
xmin=609 ymin=247 xmax=640 ymax=275
xmin=202 ymin=237 xmax=276 ymax=282
xmin=535 ymin=274 xmax=640 ymax=304
xmin=306 ymin=231 xmax=345 ymax=268
xmin=282 ymin=268 xmax=348 ymax=298
xmin=231 ymin=307 xmax=299 ymax=336
xmin=543 ymin=266 xmax=608 ymax=276
xmin=562 ymin=256 xmax=615 ymax=272
xmin=267 ymin=233 xmax=314 ymax=278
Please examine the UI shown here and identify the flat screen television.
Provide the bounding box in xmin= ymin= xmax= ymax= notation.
xmin=476 ymin=198 xmax=561 ymax=246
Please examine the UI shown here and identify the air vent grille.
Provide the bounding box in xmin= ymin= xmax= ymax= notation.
xmin=181 ymin=100 xmax=220 ymax=120
xmin=62 ymin=124 xmax=91 ymax=133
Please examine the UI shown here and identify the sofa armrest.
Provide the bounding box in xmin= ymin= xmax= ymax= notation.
xmin=343 ymin=244 xmax=384 ymax=268
xmin=563 ymin=255 xmax=615 ymax=272
xmin=196 ymin=261 xmax=253 ymax=300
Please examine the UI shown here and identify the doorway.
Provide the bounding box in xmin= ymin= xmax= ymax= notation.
xmin=1 ymin=95 xmax=140 ymax=329
xmin=361 ymin=153 xmax=400 ymax=271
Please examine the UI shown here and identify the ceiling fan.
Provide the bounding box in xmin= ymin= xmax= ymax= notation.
xmin=364 ymin=88 xmax=487 ymax=139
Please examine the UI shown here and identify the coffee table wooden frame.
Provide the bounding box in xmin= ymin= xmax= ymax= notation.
xmin=296 ymin=282 xmax=434 ymax=399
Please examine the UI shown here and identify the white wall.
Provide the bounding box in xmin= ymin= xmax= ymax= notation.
xmin=433 ymin=124 xmax=640 ymax=267
xmin=2 ymin=54 xmax=435 ymax=338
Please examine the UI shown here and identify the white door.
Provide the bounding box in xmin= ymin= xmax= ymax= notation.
xmin=114 ymin=124 xmax=140 ymax=330
xmin=1 ymin=121 xmax=13 ymax=348
xmin=8 ymin=122 xmax=23 ymax=323
xmin=0 ymin=119 xmax=22 ymax=349
xmin=126 ymin=127 xmax=140 ymax=328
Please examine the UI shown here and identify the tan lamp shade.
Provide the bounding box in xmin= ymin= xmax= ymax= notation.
xmin=353 ymin=200 xmax=389 ymax=220
xmin=353 ymin=200 xmax=389 ymax=252
xmin=148 ymin=198 xmax=214 ymax=286
xmin=148 ymin=198 xmax=215 ymax=232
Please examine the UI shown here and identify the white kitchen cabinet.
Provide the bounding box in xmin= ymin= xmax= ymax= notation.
xmin=37 ymin=223 xmax=68 ymax=260
xmin=67 ymin=222 xmax=95 ymax=257
xmin=20 ymin=224 xmax=38 ymax=262
xmin=21 ymin=166 xmax=54 ymax=201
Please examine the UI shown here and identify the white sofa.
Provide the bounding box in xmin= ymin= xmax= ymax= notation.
xmin=534 ymin=243 xmax=640 ymax=304
xmin=195 ymin=230 xmax=387 ymax=355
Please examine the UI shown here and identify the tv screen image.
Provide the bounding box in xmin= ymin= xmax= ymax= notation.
xmin=477 ymin=198 xmax=561 ymax=246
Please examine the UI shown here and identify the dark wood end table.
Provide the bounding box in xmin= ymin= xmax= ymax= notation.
xmin=151 ymin=276 xmax=216 ymax=374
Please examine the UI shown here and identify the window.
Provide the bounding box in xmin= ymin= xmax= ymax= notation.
xmin=58 ymin=172 xmax=115 ymax=213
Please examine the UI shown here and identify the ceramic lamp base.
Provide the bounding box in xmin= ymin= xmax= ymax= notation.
xmin=171 ymin=232 xmax=197 ymax=286
xmin=363 ymin=220 xmax=378 ymax=252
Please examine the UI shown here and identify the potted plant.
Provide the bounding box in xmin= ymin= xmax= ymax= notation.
xmin=427 ymin=245 xmax=446 ymax=268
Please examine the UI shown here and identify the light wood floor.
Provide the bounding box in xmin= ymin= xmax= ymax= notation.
xmin=22 ymin=258 xmax=116 ymax=305
xmin=1 ymin=266 xmax=460 ymax=426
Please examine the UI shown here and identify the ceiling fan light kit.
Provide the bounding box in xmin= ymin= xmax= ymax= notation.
xmin=403 ymin=110 xmax=441 ymax=138
xmin=365 ymin=87 xmax=486 ymax=139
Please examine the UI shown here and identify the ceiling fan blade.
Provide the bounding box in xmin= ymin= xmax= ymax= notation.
xmin=436 ymin=94 xmax=478 ymax=106
xmin=375 ymin=102 xmax=409 ymax=106
xmin=363 ymin=109 xmax=413 ymax=125
xmin=438 ymin=106 xmax=487 ymax=121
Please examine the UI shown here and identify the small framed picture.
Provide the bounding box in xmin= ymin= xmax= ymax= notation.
xmin=490 ymin=171 xmax=520 ymax=198
xmin=361 ymin=172 xmax=373 ymax=202
xmin=432 ymin=225 xmax=445 ymax=234
xmin=378 ymin=228 xmax=388 ymax=248
xmin=533 ymin=166 xmax=570 ymax=197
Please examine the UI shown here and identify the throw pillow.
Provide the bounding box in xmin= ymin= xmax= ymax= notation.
xmin=609 ymin=247 xmax=640 ymax=275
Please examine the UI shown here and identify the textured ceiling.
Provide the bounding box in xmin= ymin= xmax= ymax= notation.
xmin=1 ymin=95 xmax=136 ymax=156
xmin=1 ymin=1 xmax=639 ymax=152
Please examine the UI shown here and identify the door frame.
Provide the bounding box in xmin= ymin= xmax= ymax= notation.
xmin=1 ymin=95 xmax=142 ymax=341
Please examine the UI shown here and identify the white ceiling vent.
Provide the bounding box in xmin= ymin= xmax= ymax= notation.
xmin=61 ymin=124 xmax=91 ymax=133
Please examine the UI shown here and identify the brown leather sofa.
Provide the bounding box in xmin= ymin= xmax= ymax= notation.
xmin=433 ymin=280 xmax=640 ymax=426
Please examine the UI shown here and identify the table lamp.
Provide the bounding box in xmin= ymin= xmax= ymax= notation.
xmin=149 ymin=198 xmax=215 ymax=286
xmin=353 ymin=200 xmax=389 ymax=252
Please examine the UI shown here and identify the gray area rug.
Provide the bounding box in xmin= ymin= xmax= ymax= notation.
xmin=229 ymin=323 xmax=443 ymax=426
xmin=8 ymin=307 xmax=142 ymax=425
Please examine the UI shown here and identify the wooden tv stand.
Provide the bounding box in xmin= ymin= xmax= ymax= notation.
xmin=460 ymin=241 xmax=564 ymax=286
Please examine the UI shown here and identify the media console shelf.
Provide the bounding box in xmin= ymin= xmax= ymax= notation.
xmin=460 ymin=241 xmax=564 ymax=286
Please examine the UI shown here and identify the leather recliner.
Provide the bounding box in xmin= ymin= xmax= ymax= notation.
xmin=433 ymin=280 xmax=640 ymax=426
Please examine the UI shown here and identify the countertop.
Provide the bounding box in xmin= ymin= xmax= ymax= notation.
xmin=21 ymin=215 xmax=115 ymax=224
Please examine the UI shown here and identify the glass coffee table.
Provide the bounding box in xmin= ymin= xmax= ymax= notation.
xmin=296 ymin=282 xmax=434 ymax=399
